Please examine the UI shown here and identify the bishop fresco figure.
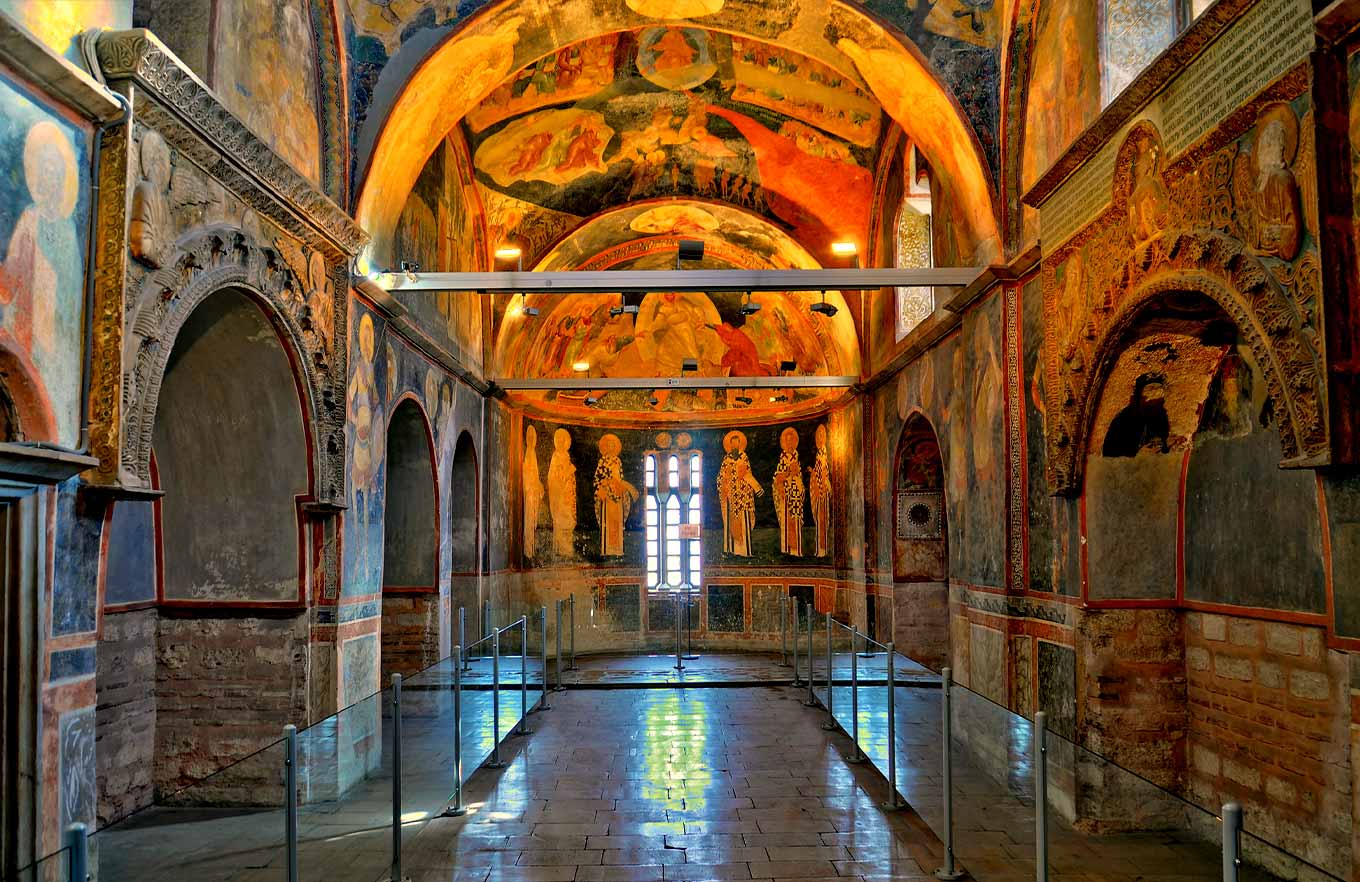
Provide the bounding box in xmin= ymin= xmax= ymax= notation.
xmin=593 ymin=433 xmax=638 ymax=557
xmin=548 ymin=428 xmax=577 ymax=557
xmin=716 ymin=430 xmax=762 ymax=556
xmin=772 ymin=427 xmax=805 ymax=556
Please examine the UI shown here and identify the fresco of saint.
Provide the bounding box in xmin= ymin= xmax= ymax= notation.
xmin=593 ymin=433 xmax=638 ymax=557
xmin=808 ymin=425 xmax=832 ymax=557
xmin=347 ymin=312 xmax=384 ymax=581
xmin=716 ymin=430 xmax=762 ymax=556
xmin=772 ymin=427 xmax=805 ymax=556
xmin=523 ymin=425 xmax=543 ymax=558
xmin=1233 ymin=104 xmax=1302 ymax=261
xmin=548 ymin=428 xmax=577 ymax=557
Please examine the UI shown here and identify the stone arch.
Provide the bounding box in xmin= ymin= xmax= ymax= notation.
xmin=121 ymin=224 xmax=344 ymax=505
xmin=381 ymin=395 xmax=441 ymax=678
xmin=1049 ymin=229 xmax=1324 ymax=494
xmin=0 ymin=342 xmax=56 ymax=443
xmin=449 ymin=431 xmax=480 ymax=576
xmin=890 ymin=409 xmax=949 ymax=670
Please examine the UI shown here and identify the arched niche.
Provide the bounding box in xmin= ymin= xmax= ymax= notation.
xmin=890 ymin=412 xmax=949 ymax=671
xmin=380 ymin=397 xmax=440 ymax=678
xmin=150 ymin=286 xmax=310 ymax=796
xmin=449 ymin=431 xmax=479 ymax=576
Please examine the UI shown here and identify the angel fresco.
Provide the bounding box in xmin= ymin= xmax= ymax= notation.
xmin=808 ymin=425 xmax=832 ymax=557
xmin=772 ymin=427 xmax=805 ymax=557
xmin=523 ymin=425 xmax=543 ymax=558
xmin=717 ymin=431 xmax=762 ymax=556
xmin=593 ymin=433 xmax=639 ymax=557
xmin=1233 ymin=104 xmax=1303 ymax=262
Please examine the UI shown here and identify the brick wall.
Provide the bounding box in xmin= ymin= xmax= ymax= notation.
xmin=95 ymin=608 xmax=157 ymax=825
xmin=154 ymin=614 xmax=308 ymax=802
xmin=1075 ymin=609 xmax=1188 ymax=827
xmin=380 ymin=594 xmax=439 ymax=678
xmin=1184 ymin=613 xmax=1351 ymax=877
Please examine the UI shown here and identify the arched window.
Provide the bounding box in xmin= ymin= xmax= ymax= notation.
xmin=895 ymin=146 xmax=934 ymax=340
xmin=644 ymin=445 xmax=701 ymax=591
xmin=1102 ymin=0 xmax=1207 ymax=106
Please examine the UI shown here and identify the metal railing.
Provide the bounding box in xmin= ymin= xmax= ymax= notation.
xmin=799 ymin=607 xmax=1333 ymax=882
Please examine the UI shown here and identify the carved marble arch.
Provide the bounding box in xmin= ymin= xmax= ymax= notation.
xmin=1050 ymin=230 xmax=1326 ymax=495
xmin=121 ymin=225 xmax=344 ymax=505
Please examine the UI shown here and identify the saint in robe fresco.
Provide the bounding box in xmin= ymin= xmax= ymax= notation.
xmin=523 ymin=424 xmax=543 ymax=558
xmin=808 ymin=424 xmax=832 ymax=557
xmin=547 ymin=428 xmax=577 ymax=557
xmin=593 ymin=433 xmax=638 ymax=557
xmin=772 ymin=427 xmax=805 ymax=556
xmin=716 ymin=430 xmax=762 ymax=556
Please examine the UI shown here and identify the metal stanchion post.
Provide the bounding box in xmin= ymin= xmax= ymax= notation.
xmin=444 ymin=646 xmax=466 ymax=816
xmin=935 ymin=667 xmax=962 ymax=879
xmin=674 ymin=591 xmax=684 ymax=671
xmin=517 ymin=616 xmax=529 ymax=735
xmin=553 ymin=600 xmax=565 ymax=692
xmin=791 ymin=602 xmax=802 ymax=687
xmin=483 ymin=599 xmax=492 ymax=641
xmin=64 ymin=823 xmax=87 ymax=882
xmin=881 ymin=642 xmax=903 ymax=810
xmin=487 ymin=629 xmax=506 ymax=768
xmin=567 ymin=594 xmax=577 ymax=671
xmin=284 ymin=723 xmax=298 ymax=882
xmin=389 ymin=674 xmax=404 ymax=882
xmin=1222 ymin=803 xmax=1242 ymax=882
xmin=1035 ymin=711 xmax=1049 ymax=882
xmin=847 ymin=638 xmax=864 ymax=763
xmin=822 ymin=612 xmax=836 ymax=731
xmin=682 ymin=587 xmax=700 ymax=660
xmin=458 ymin=607 xmax=469 ymax=668
xmin=539 ymin=607 xmax=552 ymax=711
xmin=803 ymin=604 xmax=817 ymax=707
xmin=780 ymin=594 xmax=789 ymax=666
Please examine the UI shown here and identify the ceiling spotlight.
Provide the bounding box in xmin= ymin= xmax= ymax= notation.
xmin=572 ymin=361 xmax=591 ymax=372
xmin=831 ymin=241 xmax=858 ymax=258
xmin=739 ymin=292 xmax=761 ymax=316
xmin=522 ymin=305 xmax=539 ymax=317
xmin=735 ymin=392 xmax=753 ymax=406
xmin=769 ymin=393 xmax=789 ymax=403
xmin=400 ymin=260 xmax=421 ymax=283
xmin=779 ymin=360 xmax=797 ymax=373
xmin=681 ymin=358 xmax=698 ymax=373
xmin=648 ymin=392 xmax=660 ymax=407
xmin=494 ymin=245 xmax=523 ymax=261
xmin=585 ymin=395 xmax=600 ymax=406
xmin=677 ymin=239 xmax=705 ymax=266
xmin=810 ymin=291 xmax=839 ymax=317
xmin=610 ymin=293 xmax=641 ymax=318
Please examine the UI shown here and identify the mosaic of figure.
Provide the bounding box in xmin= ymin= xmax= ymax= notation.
xmin=523 ymin=425 xmax=543 ymax=558
xmin=1233 ymin=103 xmax=1302 ymax=261
xmin=772 ymin=427 xmax=805 ymax=556
xmin=548 ymin=428 xmax=577 ymax=557
xmin=129 ymin=130 xmax=171 ymax=268
xmin=716 ymin=430 xmax=761 ymax=556
xmin=593 ymin=433 xmax=638 ymax=557
xmin=808 ymin=424 xmax=832 ymax=557
xmin=347 ymin=313 xmax=384 ymax=577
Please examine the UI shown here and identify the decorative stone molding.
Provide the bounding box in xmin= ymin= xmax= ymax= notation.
xmin=121 ymin=226 xmax=346 ymax=506
xmin=95 ymin=29 xmax=367 ymax=258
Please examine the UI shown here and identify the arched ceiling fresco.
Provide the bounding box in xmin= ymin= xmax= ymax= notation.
xmin=494 ymin=201 xmax=859 ymax=427
xmin=348 ymin=0 xmax=1002 ymax=265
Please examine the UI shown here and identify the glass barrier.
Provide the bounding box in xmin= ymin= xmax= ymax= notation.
xmin=91 ymin=735 xmax=289 ymax=881
xmin=5 ymin=846 xmax=67 ymax=882
xmin=67 ymin=603 xmax=553 ymax=882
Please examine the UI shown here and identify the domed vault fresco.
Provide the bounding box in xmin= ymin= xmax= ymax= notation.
xmin=493 ymin=202 xmax=859 ymax=426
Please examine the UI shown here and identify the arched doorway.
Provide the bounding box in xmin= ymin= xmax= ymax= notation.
xmin=380 ymin=398 xmax=439 ymax=678
xmin=890 ymin=413 xmax=949 ymax=670
xmin=448 ymin=431 xmax=478 ymax=628
xmin=150 ymin=287 xmax=310 ymax=796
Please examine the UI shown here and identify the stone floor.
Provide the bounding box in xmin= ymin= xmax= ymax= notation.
xmin=84 ymin=652 xmax=1329 ymax=882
